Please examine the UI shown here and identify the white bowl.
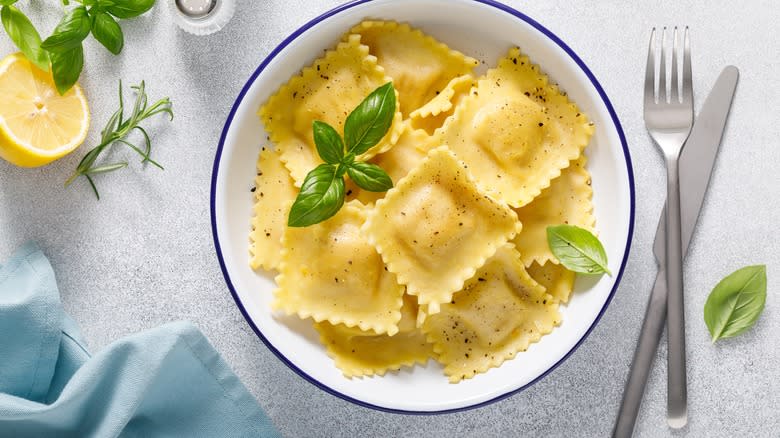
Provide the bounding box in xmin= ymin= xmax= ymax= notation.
xmin=211 ymin=0 xmax=634 ymax=413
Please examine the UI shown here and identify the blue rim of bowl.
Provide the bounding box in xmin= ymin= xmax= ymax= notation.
xmin=211 ymin=0 xmax=634 ymax=415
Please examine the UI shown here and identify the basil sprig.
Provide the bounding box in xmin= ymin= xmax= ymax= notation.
xmin=704 ymin=265 xmax=767 ymax=342
xmin=288 ymin=82 xmax=396 ymax=227
xmin=41 ymin=6 xmax=91 ymax=53
xmin=546 ymin=224 xmax=611 ymax=276
xmin=0 ymin=0 xmax=156 ymax=94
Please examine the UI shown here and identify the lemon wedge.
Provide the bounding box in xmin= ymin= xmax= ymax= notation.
xmin=0 ymin=53 xmax=90 ymax=167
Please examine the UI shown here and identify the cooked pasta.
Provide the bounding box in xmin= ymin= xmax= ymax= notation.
xmin=250 ymin=20 xmax=597 ymax=382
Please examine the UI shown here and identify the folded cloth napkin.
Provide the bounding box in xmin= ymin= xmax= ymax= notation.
xmin=0 ymin=242 xmax=280 ymax=438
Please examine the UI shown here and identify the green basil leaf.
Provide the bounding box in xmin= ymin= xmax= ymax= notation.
xmin=346 ymin=162 xmax=393 ymax=192
xmin=343 ymin=82 xmax=396 ymax=155
xmin=0 ymin=1 xmax=19 ymax=7
xmin=91 ymin=10 xmax=123 ymax=54
xmin=312 ymin=120 xmax=344 ymax=164
xmin=288 ymin=164 xmax=345 ymax=227
xmin=546 ymin=225 xmax=611 ymax=276
xmin=1 ymin=5 xmax=50 ymax=71
xmin=50 ymin=45 xmax=84 ymax=95
xmin=105 ymin=0 xmax=155 ymax=19
xmin=41 ymin=6 xmax=91 ymax=53
xmin=704 ymin=265 xmax=766 ymax=342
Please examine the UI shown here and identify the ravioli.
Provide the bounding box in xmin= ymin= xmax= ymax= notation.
xmin=363 ymin=146 xmax=520 ymax=316
xmin=512 ymin=155 xmax=595 ymax=266
xmin=249 ymin=147 xmax=298 ymax=270
xmin=252 ymin=24 xmax=602 ymax=383
xmin=410 ymin=74 xmax=475 ymax=135
xmin=273 ymin=203 xmax=404 ymax=335
xmin=346 ymin=121 xmax=438 ymax=205
xmin=259 ymin=34 xmax=403 ymax=185
xmin=423 ymin=245 xmax=561 ymax=382
xmin=315 ymin=294 xmax=434 ymax=377
xmin=438 ymin=47 xmax=594 ymax=207
xmin=527 ymin=261 xmax=577 ymax=304
xmin=349 ymin=20 xmax=478 ymax=117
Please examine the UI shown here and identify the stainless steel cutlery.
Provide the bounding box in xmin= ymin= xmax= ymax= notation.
xmin=615 ymin=25 xmax=741 ymax=435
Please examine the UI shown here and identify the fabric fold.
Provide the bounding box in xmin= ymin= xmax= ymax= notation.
xmin=0 ymin=243 xmax=279 ymax=438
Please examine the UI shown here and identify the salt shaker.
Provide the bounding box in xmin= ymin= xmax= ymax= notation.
xmin=170 ymin=0 xmax=235 ymax=35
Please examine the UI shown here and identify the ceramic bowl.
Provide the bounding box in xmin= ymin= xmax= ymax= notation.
xmin=211 ymin=0 xmax=634 ymax=413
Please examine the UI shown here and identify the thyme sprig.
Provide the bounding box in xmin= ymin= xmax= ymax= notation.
xmin=65 ymin=80 xmax=173 ymax=199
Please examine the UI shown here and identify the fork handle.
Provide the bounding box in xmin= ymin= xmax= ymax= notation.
xmin=665 ymin=156 xmax=687 ymax=428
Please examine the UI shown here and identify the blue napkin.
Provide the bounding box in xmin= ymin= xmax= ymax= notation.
xmin=0 ymin=242 xmax=280 ymax=438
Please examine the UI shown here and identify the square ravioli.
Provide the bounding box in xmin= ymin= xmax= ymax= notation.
xmin=512 ymin=155 xmax=595 ymax=266
xmin=345 ymin=120 xmax=437 ymax=205
xmin=349 ymin=21 xmax=478 ymax=117
xmin=409 ymin=74 xmax=475 ymax=135
xmin=259 ymin=34 xmax=403 ymax=185
xmin=363 ymin=146 xmax=520 ymax=316
xmin=274 ymin=203 xmax=404 ymax=335
xmin=249 ymin=147 xmax=297 ymax=271
xmin=527 ymin=261 xmax=576 ymax=304
xmin=438 ymin=47 xmax=594 ymax=208
xmin=423 ymin=245 xmax=561 ymax=382
xmin=315 ymin=294 xmax=434 ymax=378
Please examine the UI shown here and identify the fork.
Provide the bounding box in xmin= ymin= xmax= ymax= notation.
xmin=643 ymin=26 xmax=694 ymax=428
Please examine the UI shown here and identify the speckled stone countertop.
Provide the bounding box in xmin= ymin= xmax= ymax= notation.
xmin=1 ymin=1 xmax=778 ymax=436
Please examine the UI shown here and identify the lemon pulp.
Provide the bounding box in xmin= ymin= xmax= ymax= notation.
xmin=0 ymin=53 xmax=90 ymax=167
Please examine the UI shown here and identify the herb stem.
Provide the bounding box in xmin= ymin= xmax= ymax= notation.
xmin=65 ymin=80 xmax=173 ymax=198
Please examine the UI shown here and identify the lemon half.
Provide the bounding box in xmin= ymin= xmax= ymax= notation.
xmin=0 ymin=53 xmax=90 ymax=167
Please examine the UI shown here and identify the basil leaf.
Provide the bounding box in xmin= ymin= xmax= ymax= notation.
xmin=104 ymin=0 xmax=155 ymax=19
xmin=704 ymin=265 xmax=766 ymax=342
xmin=50 ymin=45 xmax=84 ymax=95
xmin=547 ymin=225 xmax=611 ymax=276
xmin=0 ymin=1 xmax=18 ymax=6
xmin=288 ymin=164 xmax=345 ymax=227
xmin=91 ymin=11 xmax=123 ymax=54
xmin=343 ymin=82 xmax=396 ymax=155
xmin=312 ymin=121 xmax=344 ymax=164
xmin=1 ymin=5 xmax=50 ymax=71
xmin=41 ymin=6 xmax=91 ymax=53
xmin=346 ymin=162 xmax=393 ymax=192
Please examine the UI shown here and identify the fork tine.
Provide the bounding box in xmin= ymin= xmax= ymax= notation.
xmin=682 ymin=27 xmax=693 ymax=102
xmin=659 ymin=27 xmax=667 ymax=103
xmin=670 ymin=27 xmax=679 ymax=102
xmin=644 ymin=28 xmax=656 ymax=107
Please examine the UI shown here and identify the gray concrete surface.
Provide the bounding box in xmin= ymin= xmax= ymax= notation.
xmin=1 ymin=1 xmax=778 ymax=436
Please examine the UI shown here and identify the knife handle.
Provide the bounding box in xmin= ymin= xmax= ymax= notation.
xmin=612 ymin=269 xmax=667 ymax=438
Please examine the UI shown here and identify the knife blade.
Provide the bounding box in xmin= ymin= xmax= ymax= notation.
xmin=613 ymin=65 xmax=739 ymax=438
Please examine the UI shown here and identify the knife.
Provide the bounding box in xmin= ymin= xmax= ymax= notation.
xmin=613 ymin=65 xmax=739 ymax=437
